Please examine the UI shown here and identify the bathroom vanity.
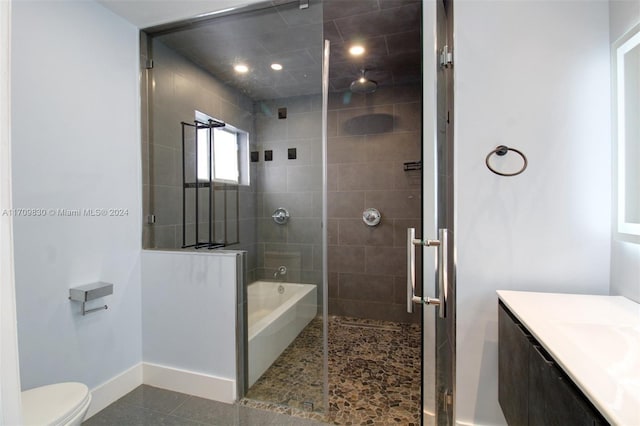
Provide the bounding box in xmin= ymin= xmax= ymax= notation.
xmin=497 ymin=291 xmax=640 ymax=426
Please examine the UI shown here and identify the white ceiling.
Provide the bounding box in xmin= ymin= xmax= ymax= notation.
xmin=98 ymin=0 xmax=262 ymax=28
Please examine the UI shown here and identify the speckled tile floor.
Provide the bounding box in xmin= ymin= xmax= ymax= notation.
xmin=244 ymin=316 xmax=421 ymax=426
xmin=84 ymin=385 xmax=329 ymax=426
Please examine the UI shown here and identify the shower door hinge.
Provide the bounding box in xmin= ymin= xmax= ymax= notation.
xmin=145 ymin=59 xmax=154 ymax=70
xmin=299 ymin=0 xmax=309 ymax=9
xmin=440 ymin=45 xmax=453 ymax=68
xmin=147 ymin=214 xmax=156 ymax=224
xmin=444 ymin=389 xmax=453 ymax=406
xmin=441 ymin=388 xmax=454 ymax=421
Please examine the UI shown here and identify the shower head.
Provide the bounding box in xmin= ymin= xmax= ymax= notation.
xmin=350 ymin=69 xmax=377 ymax=94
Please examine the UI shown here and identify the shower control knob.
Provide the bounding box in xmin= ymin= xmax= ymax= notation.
xmin=362 ymin=208 xmax=381 ymax=227
xmin=272 ymin=207 xmax=290 ymax=225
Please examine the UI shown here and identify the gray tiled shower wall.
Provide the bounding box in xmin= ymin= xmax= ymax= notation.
xmin=252 ymin=96 xmax=324 ymax=290
xmin=143 ymin=40 xmax=258 ymax=279
xmin=143 ymin=40 xmax=417 ymax=320
xmin=327 ymin=86 xmax=422 ymax=323
xmin=143 ymin=40 xmax=323 ymax=288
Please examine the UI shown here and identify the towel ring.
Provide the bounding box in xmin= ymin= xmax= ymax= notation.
xmin=485 ymin=145 xmax=528 ymax=177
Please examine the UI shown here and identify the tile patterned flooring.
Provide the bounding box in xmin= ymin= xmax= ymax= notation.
xmin=245 ymin=316 xmax=421 ymax=425
xmin=85 ymin=316 xmax=420 ymax=426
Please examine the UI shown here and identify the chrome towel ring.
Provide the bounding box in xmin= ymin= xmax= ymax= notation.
xmin=485 ymin=145 xmax=528 ymax=177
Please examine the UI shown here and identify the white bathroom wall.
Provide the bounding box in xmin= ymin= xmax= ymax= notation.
xmin=454 ymin=1 xmax=611 ymax=424
xmin=141 ymin=250 xmax=239 ymax=402
xmin=0 ymin=0 xmax=23 ymax=423
xmin=609 ymin=0 xmax=640 ymax=303
xmin=11 ymin=0 xmax=142 ymax=394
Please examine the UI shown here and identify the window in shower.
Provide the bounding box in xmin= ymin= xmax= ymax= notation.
xmin=195 ymin=111 xmax=250 ymax=186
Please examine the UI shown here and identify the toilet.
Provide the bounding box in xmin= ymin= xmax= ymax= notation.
xmin=21 ymin=382 xmax=91 ymax=426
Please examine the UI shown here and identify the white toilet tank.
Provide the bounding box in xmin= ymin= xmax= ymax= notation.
xmin=21 ymin=382 xmax=91 ymax=426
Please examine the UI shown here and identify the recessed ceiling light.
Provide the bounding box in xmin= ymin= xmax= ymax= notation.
xmin=349 ymin=45 xmax=365 ymax=56
xmin=271 ymin=63 xmax=283 ymax=71
xmin=234 ymin=64 xmax=249 ymax=73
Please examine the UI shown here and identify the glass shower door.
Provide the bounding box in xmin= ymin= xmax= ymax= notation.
xmin=141 ymin=0 xmax=328 ymax=419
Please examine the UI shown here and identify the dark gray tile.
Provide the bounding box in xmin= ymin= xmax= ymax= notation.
xmin=261 ymin=192 xmax=313 ymax=219
xmin=257 ymin=166 xmax=287 ymax=193
xmin=364 ymin=190 xmax=420 ymax=219
xmin=337 ymin=218 xmax=394 ymax=246
xmin=385 ymin=30 xmax=421 ymax=55
xmin=327 ymin=164 xmax=338 ymax=191
xmin=323 ymin=0 xmax=379 ymax=21
xmin=152 ymin=225 xmax=176 ymax=249
xmin=83 ymin=401 xmax=148 ymax=426
xmin=327 ymin=191 xmax=364 ymax=218
xmin=83 ymin=401 xmax=201 ymax=426
xmin=286 ymin=165 xmax=322 ymax=192
xmin=327 ymin=111 xmax=338 ymax=137
xmin=338 ymin=273 xmax=394 ymax=302
xmin=364 ymin=246 xmax=405 ymax=276
xmin=365 ymin=84 xmax=421 ymax=105
xmin=333 ymin=4 xmax=420 ymax=41
xmin=171 ymin=395 xmax=239 ymax=425
xmin=328 ymin=245 xmax=365 ymax=273
xmin=287 ymin=111 xmax=322 ymax=140
xmin=115 ymin=385 xmax=190 ymax=415
xmin=264 ymin=243 xmax=313 ymax=269
xmin=152 ymin=185 xmax=180 ymax=226
xmin=336 ymin=105 xmax=394 ymax=136
xmin=393 ymin=102 xmax=421 ymax=132
xmin=364 ymin=132 xmax=421 ymax=163
xmin=287 ymin=218 xmax=322 ymax=244
xmin=327 ymin=90 xmax=367 ymax=111
xmin=257 ymin=218 xmax=287 ymax=243
xmin=393 ymin=162 xmax=422 ymax=190
xmin=337 ymin=162 xmax=395 ymax=191
xmin=327 ymin=219 xmax=338 ymax=245
xmin=328 ymin=272 xmax=339 ymax=298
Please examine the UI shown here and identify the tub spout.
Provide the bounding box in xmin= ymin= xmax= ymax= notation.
xmin=273 ymin=265 xmax=287 ymax=280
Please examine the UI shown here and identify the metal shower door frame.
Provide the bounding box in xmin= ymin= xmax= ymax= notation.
xmin=422 ymin=0 xmax=456 ymax=424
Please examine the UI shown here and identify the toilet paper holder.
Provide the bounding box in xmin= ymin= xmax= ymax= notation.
xmin=69 ymin=282 xmax=113 ymax=315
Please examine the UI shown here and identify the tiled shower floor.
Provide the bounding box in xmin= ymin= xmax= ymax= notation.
xmin=243 ymin=316 xmax=421 ymax=425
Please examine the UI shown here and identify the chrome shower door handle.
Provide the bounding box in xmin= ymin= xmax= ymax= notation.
xmin=407 ymin=227 xmax=421 ymax=313
xmin=437 ymin=228 xmax=449 ymax=319
xmin=406 ymin=227 xmax=448 ymax=318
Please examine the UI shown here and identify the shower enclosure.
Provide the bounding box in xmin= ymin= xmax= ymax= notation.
xmin=140 ymin=0 xmax=455 ymax=424
xmin=141 ymin=0 xmax=327 ymax=416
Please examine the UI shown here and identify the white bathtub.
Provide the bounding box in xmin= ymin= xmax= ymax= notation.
xmin=247 ymin=280 xmax=317 ymax=387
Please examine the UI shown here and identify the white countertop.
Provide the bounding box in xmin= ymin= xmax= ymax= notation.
xmin=497 ymin=291 xmax=640 ymax=426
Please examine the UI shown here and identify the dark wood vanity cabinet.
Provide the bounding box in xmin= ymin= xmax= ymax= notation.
xmin=498 ymin=302 xmax=609 ymax=426
xmin=498 ymin=302 xmax=531 ymax=425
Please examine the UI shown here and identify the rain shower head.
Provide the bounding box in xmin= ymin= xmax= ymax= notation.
xmin=350 ymin=69 xmax=377 ymax=94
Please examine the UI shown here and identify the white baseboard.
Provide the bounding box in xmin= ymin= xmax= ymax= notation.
xmin=84 ymin=362 xmax=235 ymax=420
xmin=143 ymin=362 xmax=236 ymax=404
xmin=85 ymin=363 xmax=144 ymax=419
